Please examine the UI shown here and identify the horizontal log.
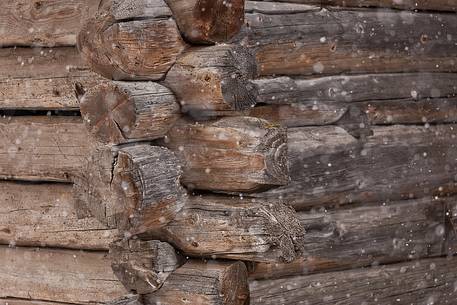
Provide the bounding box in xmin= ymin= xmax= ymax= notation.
xmin=249 ymin=196 xmax=457 ymax=279
xmin=250 ymin=256 xmax=457 ymax=305
xmin=0 ymin=299 xmax=70 ymax=305
xmin=165 ymin=0 xmax=245 ymax=43
xmin=77 ymin=81 xmax=180 ymax=145
xmin=253 ymin=124 xmax=457 ymax=209
xmin=0 ymin=246 xmax=126 ymax=304
xmin=237 ymin=4 xmax=457 ymax=76
xmin=110 ymin=239 xmax=184 ymax=294
xmin=250 ymin=73 xmax=457 ymax=126
xmin=78 ymin=0 xmax=187 ymax=80
xmin=253 ymin=0 xmax=457 ymax=12
xmin=144 ymin=260 xmax=250 ymax=305
xmin=153 ymin=195 xmax=304 ymax=263
xmin=0 ymin=181 xmax=117 ymax=250
xmin=74 ymin=145 xmax=187 ymax=232
xmin=0 ymin=47 xmax=105 ymax=110
xmin=255 ymin=73 xmax=457 ymax=105
xmin=0 ymin=0 xmax=99 ymax=47
xmin=0 ymin=116 xmax=94 ymax=182
xmin=163 ymin=45 xmax=258 ymax=117
xmin=164 ymin=117 xmax=288 ymax=193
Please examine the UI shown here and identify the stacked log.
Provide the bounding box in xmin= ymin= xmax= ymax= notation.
xmin=2 ymin=0 xmax=457 ymax=305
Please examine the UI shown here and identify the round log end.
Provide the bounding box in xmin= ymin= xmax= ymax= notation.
xmin=167 ymin=0 xmax=245 ymax=44
xmin=78 ymin=82 xmax=180 ymax=145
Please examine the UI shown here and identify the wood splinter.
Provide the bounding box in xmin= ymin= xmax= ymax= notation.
xmin=164 ymin=0 xmax=245 ymax=44
xmin=73 ymin=144 xmax=187 ymax=233
xmin=77 ymin=0 xmax=186 ymax=80
xmin=110 ymin=239 xmax=184 ymax=294
xmin=76 ymin=81 xmax=180 ymax=145
xmin=164 ymin=116 xmax=289 ymax=193
xmin=163 ymin=45 xmax=259 ymax=117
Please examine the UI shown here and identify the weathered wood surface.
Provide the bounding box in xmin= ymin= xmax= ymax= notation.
xmin=0 ymin=246 xmax=126 ymax=304
xmin=74 ymin=145 xmax=187 ymax=233
xmin=250 ymin=73 xmax=457 ymax=126
xmin=106 ymin=295 xmax=143 ymax=305
xmin=0 ymin=116 xmax=94 ymax=182
xmin=145 ymin=260 xmax=250 ymax=305
xmin=254 ymin=124 xmax=457 ymax=210
xmin=78 ymin=81 xmax=180 ymax=144
xmin=163 ymin=45 xmax=258 ymax=117
xmin=237 ymin=4 xmax=457 ymax=76
xmin=110 ymin=239 xmax=184 ymax=294
xmin=0 ymin=181 xmax=117 ymax=250
xmin=77 ymin=0 xmax=187 ymax=80
xmin=0 ymin=299 xmax=70 ymax=305
xmin=250 ymin=256 xmax=457 ymax=305
xmin=0 ymin=47 xmax=105 ymax=110
xmin=249 ymin=196 xmax=457 ymax=279
xmin=165 ymin=0 xmax=245 ymax=44
xmin=154 ymin=195 xmax=304 ymax=263
xmin=254 ymin=0 xmax=457 ymax=12
xmin=0 ymin=0 xmax=100 ymax=47
xmin=164 ymin=117 xmax=288 ymax=193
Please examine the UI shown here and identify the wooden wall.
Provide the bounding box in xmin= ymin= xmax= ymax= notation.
xmin=1 ymin=0 xmax=457 ymax=304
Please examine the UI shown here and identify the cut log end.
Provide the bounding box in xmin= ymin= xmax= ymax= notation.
xmin=73 ymin=145 xmax=187 ymax=234
xmin=109 ymin=239 xmax=184 ymax=294
xmin=77 ymin=82 xmax=180 ymax=145
xmin=165 ymin=0 xmax=245 ymax=44
xmin=144 ymin=260 xmax=250 ymax=305
xmin=77 ymin=1 xmax=186 ymax=80
xmin=165 ymin=116 xmax=289 ymax=193
xmin=164 ymin=45 xmax=258 ymax=116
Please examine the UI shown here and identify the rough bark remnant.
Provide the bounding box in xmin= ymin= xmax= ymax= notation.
xmin=77 ymin=81 xmax=180 ymax=145
xmin=110 ymin=239 xmax=184 ymax=294
xmin=165 ymin=0 xmax=245 ymax=44
xmin=145 ymin=260 xmax=250 ymax=305
xmin=164 ymin=116 xmax=288 ymax=193
xmin=77 ymin=0 xmax=187 ymax=80
xmin=163 ymin=45 xmax=258 ymax=117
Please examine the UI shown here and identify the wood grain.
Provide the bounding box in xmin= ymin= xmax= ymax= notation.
xmin=165 ymin=0 xmax=245 ymax=43
xmin=78 ymin=81 xmax=180 ymax=145
xmin=0 ymin=181 xmax=117 ymax=250
xmin=77 ymin=0 xmax=187 ymax=80
xmin=0 ymin=116 xmax=94 ymax=182
xmin=145 ymin=260 xmax=250 ymax=305
xmin=0 ymin=47 xmax=105 ymax=110
xmin=250 ymin=256 xmax=457 ymax=305
xmin=237 ymin=4 xmax=457 ymax=76
xmin=254 ymin=124 xmax=457 ymax=210
xmin=0 ymin=0 xmax=100 ymax=47
xmin=249 ymin=196 xmax=457 ymax=279
xmin=0 ymin=246 xmax=126 ymax=304
xmin=164 ymin=117 xmax=288 ymax=193
xmin=163 ymin=45 xmax=258 ymax=117
xmin=253 ymin=0 xmax=457 ymax=12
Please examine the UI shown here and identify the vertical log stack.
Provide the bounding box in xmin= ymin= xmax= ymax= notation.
xmin=1 ymin=0 xmax=457 ymax=305
xmin=74 ymin=0 xmax=302 ymax=304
